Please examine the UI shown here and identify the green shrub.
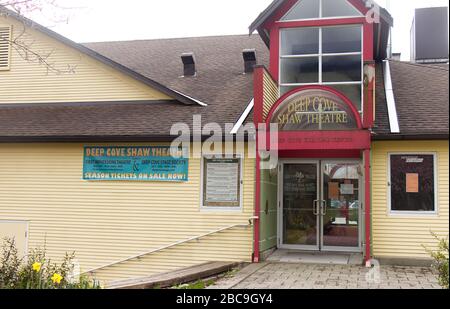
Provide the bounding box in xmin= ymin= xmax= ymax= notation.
xmin=0 ymin=238 xmax=21 ymax=289
xmin=424 ymin=233 xmax=449 ymax=289
xmin=0 ymin=237 xmax=101 ymax=289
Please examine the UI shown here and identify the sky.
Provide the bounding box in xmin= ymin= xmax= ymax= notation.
xmin=28 ymin=0 xmax=449 ymax=61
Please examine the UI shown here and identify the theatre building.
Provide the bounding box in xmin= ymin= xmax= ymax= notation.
xmin=0 ymin=1 xmax=448 ymax=284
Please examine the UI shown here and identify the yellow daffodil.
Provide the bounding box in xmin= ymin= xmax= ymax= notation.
xmin=51 ymin=273 xmax=63 ymax=285
xmin=32 ymin=262 xmax=42 ymax=272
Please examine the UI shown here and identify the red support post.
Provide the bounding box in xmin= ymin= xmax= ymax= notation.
xmin=253 ymin=141 xmax=261 ymax=263
xmin=364 ymin=149 xmax=372 ymax=266
xmin=252 ymin=67 xmax=264 ymax=263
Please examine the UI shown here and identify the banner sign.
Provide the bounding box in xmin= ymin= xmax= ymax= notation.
xmin=83 ymin=146 xmax=189 ymax=182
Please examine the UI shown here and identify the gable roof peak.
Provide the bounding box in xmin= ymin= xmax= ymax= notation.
xmin=250 ymin=0 xmax=393 ymax=35
xmin=0 ymin=5 xmax=204 ymax=106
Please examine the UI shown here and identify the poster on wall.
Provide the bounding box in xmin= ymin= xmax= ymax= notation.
xmin=328 ymin=182 xmax=340 ymax=199
xmin=83 ymin=146 xmax=189 ymax=182
xmin=340 ymin=184 xmax=354 ymax=195
xmin=406 ymin=173 xmax=419 ymax=193
xmin=204 ymin=158 xmax=240 ymax=206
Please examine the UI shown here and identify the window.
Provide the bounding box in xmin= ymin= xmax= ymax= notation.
xmin=0 ymin=25 xmax=12 ymax=71
xmin=280 ymin=57 xmax=319 ymax=84
xmin=281 ymin=0 xmax=362 ymax=21
xmin=279 ymin=25 xmax=363 ymax=112
xmin=282 ymin=0 xmax=320 ymax=20
xmin=389 ymin=154 xmax=437 ymax=214
xmin=281 ymin=27 xmax=319 ymax=55
xmin=201 ymin=156 xmax=242 ymax=209
xmin=321 ymin=0 xmax=362 ymax=18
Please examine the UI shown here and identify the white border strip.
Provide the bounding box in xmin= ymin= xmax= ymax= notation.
xmin=383 ymin=60 xmax=400 ymax=134
xmin=171 ymin=89 xmax=208 ymax=107
xmin=230 ymin=98 xmax=254 ymax=134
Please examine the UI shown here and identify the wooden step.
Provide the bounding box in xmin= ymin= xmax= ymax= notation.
xmin=107 ymin=261 xmax=241 ymax=289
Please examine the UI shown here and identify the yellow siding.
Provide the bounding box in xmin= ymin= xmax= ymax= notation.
xmin=0 ymin=17 xmax=171 ymax=104
xmin=0 ymin=143 xmax=255 ymax=284
xmin=262 ymin=69 xmax=279 ymax=122
xmin=372 ymin=140 xmax=449 ymax=259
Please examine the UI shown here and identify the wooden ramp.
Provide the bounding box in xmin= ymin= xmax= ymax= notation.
xmin=107 ymin=261 xmax=241 ymax=289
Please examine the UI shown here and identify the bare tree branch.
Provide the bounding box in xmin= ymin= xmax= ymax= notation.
xmin=1 ymin=0 xmax=81 ymax=74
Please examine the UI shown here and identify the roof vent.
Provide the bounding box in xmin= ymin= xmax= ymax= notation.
xmin=181 ymin=52 xmax=196 ymax=77
xmin=0 ymin=26 xmax=12 ymax=71
xmin=243 ymin=49 xmax=256 ymax=73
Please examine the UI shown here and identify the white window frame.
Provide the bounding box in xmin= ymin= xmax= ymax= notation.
xmin=387 ymin=152 xmax=439 ymax=217
xmin=279 ymin=0 xmax=363 ymax=22
xmin=200 ymin=154 xmax=244 ymax=212
xmin=278 ymin=24 xmax=364 ymax=114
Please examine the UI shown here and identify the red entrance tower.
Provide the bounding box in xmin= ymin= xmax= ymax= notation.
xmin=250 ymin=0 xmax=393 ymax=265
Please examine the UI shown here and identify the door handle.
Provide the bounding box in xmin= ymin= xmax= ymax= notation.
xmin=313 ymin=200 xmax=319 ymax=215
xmin=321 ymin=200 xmax=327 ymax=216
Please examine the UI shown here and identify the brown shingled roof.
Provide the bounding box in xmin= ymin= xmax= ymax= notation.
xmin=85 ymin=35 xmax=269 ymax=126
xmin=0 ymin=101 xmax=207 ymax=141
xmin=374 ymin=60 xmax=449 ymax=139
xmin=0 ymin=35 xmax=269 ymax=141
xmin=1 ymin=35 xmax=448 ymax=141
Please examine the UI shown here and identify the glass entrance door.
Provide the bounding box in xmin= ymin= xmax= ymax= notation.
xmin=281 ymin=163 xmax=319 ymax=250
xmin=280 ymin=160 xmax=362 ymax=252
xmin=321 ymin=162 xmax=361 ymax=251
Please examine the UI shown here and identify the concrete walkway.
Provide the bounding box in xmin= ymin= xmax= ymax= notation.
xmin=208 ymin=262 xmax=441 ymax=289
xmin=266 ymin=250 xmax=364 ymax=265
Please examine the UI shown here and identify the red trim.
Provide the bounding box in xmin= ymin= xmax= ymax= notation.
xmin=261 ymin=0 xmax=297 ymax=31
xmin=348 ymin=0 xmax=370 ymax=15
xmin=269 ymin=27 xmax=280 ymax=81
xmin=364 ymin=149 xmax=372 ymax=263
xmin=261 ymin=0 xmax=371 ymax=31
xmin=279 ymin=149 xmax=361 ymax=158
xmin=272 ymin=130 xmax=371 ymax=151
xmin=252 ymin=67 xmax=265 ymax=263
xmin=363 ymin=22 xmax=374 ymax=60
xmin=363 ymin=63 xmax=376 ymax=128
xmin=265 ymin=85 xmax=364 ymax=130
xmin=275 ymin=17 xmax=366 ymax=29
